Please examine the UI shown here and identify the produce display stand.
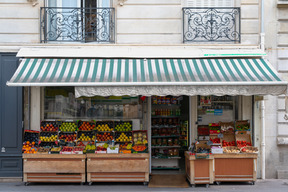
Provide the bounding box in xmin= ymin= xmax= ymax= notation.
xmin=86 ymin=153 xmax=149 ymax=185
xmin=185 ymin=151 xmax=214 ymax=188
xmin=213 ymin=153 xmax=257 ymax=185
xmin=23 ymin=154 xmax=86 ymax=185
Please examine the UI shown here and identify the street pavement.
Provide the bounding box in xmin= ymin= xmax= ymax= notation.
xmin=0 ymin=179 xmax=287 ymax=192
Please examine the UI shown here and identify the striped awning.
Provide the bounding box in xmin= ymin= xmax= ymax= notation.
xmin=7 ymin=58 xmax=287 ymax=97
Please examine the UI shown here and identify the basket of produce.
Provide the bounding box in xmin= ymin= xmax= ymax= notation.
xmin=223 ymin=146 xmax=240 ymax=153
xmin=95 ymin=143 xmax=108 ymax=153
xmin=221 ymin=134 xmax=236 ymax=147
xmin=60 ymin=146 xmax=73 ymax=154
xmin=209 ymin=123 xmax=221 ymax=134
xmin=73 ymin=146 xmax=85 ymax=154
xmin=235 ymin=134 xmax=252 ymax=148
xmin=114 ymin=121 xmax=132 ymax=132
xmin=209 ymin=135 xmax=221 ymax=145
xmin=77 ymin=120 xmax=95 ymax=131
xmin=37 ymin=146 xmax=50 ymax=154
xmin=240 ymin=146 xmax=258 ymax=153
xmin=220 ymin=121 xmax=235 ymax=134
xmin=107 ymin=145 xmax=119 ymax=154
xmin=235 ymin=120 xmax=250 ymax=131
xmin=132 ymin=144 xmax=148 ymax=153
xmin=77 ymin=131 xmax=96 ymax=142
xmin=195 ymin=143 xmax=211 ymax=159
xmin=119 ymin=143 xmax=132 ymax=154
xmin=132 ymin=130 xmax=148 ymax=145
xmin=84 ymin=143 xmax=96 ymax=153
xmin=40 ymin=121 xmax=59 ymax=132
xmin=197 ymin=125 xmax=209 ymax=136
xmin=96 ymin=132 xmax=114 ymax=142
xmin=23 ymin=130 xmax=39 ymax=146
xmin=95 ymin=121 xmax=114 ymax=132
xmin=211 ymin=146 xmax=223 ymax=154
xmin=22 ymin=141 xmax=38 ymax=154
xmin=58 ymin=132 xmax=77 ymax=143
xmin=50 ymin=146 xmax=61 ymax=154
xmin=115 ymin=132 xmax=132 ymax=143
xmin=59 ymin=121 xmax=77 ymax=132
xmin=39 ymin=132 xmax=58 ymax=142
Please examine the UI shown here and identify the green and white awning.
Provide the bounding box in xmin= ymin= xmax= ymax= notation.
xmin=7 ymin=58 xmax=287 ymax=97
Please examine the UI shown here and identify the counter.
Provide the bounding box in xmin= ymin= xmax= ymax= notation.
xmin=23 ymin=154 xmax=86 ymax=184
xmin=86 ymin=153 xmax=149 ymax=185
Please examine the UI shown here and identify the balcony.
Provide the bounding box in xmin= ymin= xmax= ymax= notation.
xmin=182 ymin=7 xmax=241 ymax=43
xmin=40 ymin=7 xmax=115 ymax=43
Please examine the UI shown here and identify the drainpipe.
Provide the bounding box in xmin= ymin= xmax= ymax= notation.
xmin=260 ymin=0 xmax=265 ymax=52
xmin=261 ymin=100 xmax=265 ymax=179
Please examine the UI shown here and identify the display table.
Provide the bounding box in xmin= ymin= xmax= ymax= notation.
xmin=86 ymin=153 xmax=149 ymax=185
xmin=185 ymin=152 xmax=214 ymax=187
xmin=23 ymin=154 xmax=86 ymax=185
xmin=213 ymin=153 xmax=257 ymax=184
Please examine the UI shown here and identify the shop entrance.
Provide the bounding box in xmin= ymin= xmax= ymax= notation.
xmin=151 ymin=96 xmax=190 ymax=174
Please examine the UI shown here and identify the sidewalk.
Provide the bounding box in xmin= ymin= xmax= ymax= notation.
xmin=0 ymin=180 xmax=287 ymax=192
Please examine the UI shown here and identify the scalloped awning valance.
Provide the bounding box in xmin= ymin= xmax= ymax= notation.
xmin=6 ymin=58 xmax=287 ymax=97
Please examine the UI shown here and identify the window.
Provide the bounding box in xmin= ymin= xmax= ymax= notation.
xmin=41 ymin=0 xmax=114 ymax=43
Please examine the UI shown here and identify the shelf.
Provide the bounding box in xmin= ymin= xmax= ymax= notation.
xmin=152 ymin=156 xmax=181 ymax=159
xmin=151 ymin=135 xmax=180 ymax=138
xmin=152 ymin=166 xmax=180 ymax=170
xmin=152 ymin=145 xmax=181 ymax=148
xmin=152 ymin=104 xmax=181 ymax=107
xmin=152 ymin=125 xmax=179 ymax=129
xmin=151 ymin=116 xmax=180 ymax=118
xmin=212 ymin=101 xmax=233 ymax=104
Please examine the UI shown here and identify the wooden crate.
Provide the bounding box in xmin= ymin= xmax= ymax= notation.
xmin=213 ymin=153 xmax=257 ymax=183
xmin=185 ymin=152 xmax=214 ymax=187
xmin=86 ymin=153 xmax=149 ymax=184
xmin=23 ymin=154 xmax=86 ymax=184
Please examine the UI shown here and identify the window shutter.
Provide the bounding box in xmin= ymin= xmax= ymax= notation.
xmin=186 ymin=0 xmax=235 ymax=7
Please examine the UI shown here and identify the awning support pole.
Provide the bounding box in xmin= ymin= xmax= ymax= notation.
xmin=261 ymin=100 xmax=265 ymax=179
xmin=147 ymin=96 xmax=152 ymax=174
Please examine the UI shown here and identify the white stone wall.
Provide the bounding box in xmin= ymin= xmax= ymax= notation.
xmin=0 ymin=0 xmax=262 ymax=45
xmin=264 ymin=0 xmax=288 ymax=179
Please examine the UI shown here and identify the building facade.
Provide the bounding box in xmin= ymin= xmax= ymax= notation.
xmin=0 ymin=0 xmax=287 ymax=179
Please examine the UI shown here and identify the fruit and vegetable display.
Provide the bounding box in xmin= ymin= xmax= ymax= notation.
xmin=96 ymin=132 xmax=114 ymax=142
xmin=40 ymin=132 xmax=58 ymax=142
xmin=22 ymin=141 xmax=37 ymax=154
xmin=40 ymin=121 xmax=58 ymax=132
xmin=59 ymin=132 xmax=77 ymax=142
xmin=73 ymin=147 xmax=84 ymax=154
xmin=133 ymin=131 xmax=148 ymax=145
xmin=237 ymin=140 xmax=252 ymax=148
xmin=222 ymin=140 xmax=236 ymax=147
xmin=78 ymin=121 xmax=95 ymax=131
xmin=220 ymin=122 xmax=235 ymax=134
xmin=37 ymin=147 xmax=50 ymax=153
xmin=85 ymin=144 xmax=96 ymax=153
xmin=223 ymin=146 xmax=240 ymax=153
xmin=50 ymin=146 xmax=61 ymax=153
xmin=209 ymin=124 xmax=221 ymax=134
xmin=61 ymin=146 xmax=73 ymax=154
xmin=77 ymin=131 xmax=96 ymax=141
xmin=114 ymin=121 xmax=132 ymax=132
xmin=59 ymin=122 xmax=77 ymax=132
xmin=241 ymin=146 xmax=258 ymax=153
xmin=132 ymin=145 xmax=147 ymax=152
xmin=210 ymin=137 xmax=220 ymax=144
xmin=23 ymin=130 xmax=39 ymax=145
xmin=96 ymin=121 xmax=114 ymax=132
xmin=235 ymin=120 xmax=250 ymax=131
xmin=197 ymin=125 xmax=209 ymax=136
xmin=115 ymin=132 xmax=132 ymax=142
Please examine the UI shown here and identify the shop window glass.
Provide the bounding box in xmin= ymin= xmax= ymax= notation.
xmin=44 ymin=87 xmax=142 ymax=120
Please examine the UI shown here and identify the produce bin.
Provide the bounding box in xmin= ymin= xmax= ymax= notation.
xmin=23 ymin=154 xmax=86 ymax=184
xmin=185 ymin=151 xmax=214 ymax=187
xmin=86 ymin=153 xmax=149 ymax=185
xmin=213 ymin=153 xmax=257 ymax=184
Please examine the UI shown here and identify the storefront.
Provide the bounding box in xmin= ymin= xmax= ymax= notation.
xmin=6 ymin=55 xmax=287 ymax=186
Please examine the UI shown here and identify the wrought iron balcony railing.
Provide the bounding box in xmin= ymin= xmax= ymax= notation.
xmin=40 ymin=7 xmax=115 ymax=43
xmin=182 ymin=7 xmax=241 ymax=43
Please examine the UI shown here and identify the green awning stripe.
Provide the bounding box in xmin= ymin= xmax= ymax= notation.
xmin=222 ymin=59 xmax=238 ymax=81
xmin=116 ymin=59 xmax=122 ymax=82
xmin=39 ymin=59 xmax=53 ymax=82
xmin=215 ymin=59 xmax=230 ymax=81
xmin=99 ymin=59 xmax=106 ymax=82
xmin=162 ymin=59 xmax=171 ymax=82
xmin=82 ymin=59 xmax=91 ymax=82
xmin=207 ymin=59 xmax=221 ymax=81
xmin=177 ymin=59 xmax=188 ymax=82
xmin=200 ymin=59 xmax=213 ymax=81
xmin=170 ymin=59 xmax=179 ymax=82
xmin=252 ymin=59 xmax=272 ymax=81
xmin=74 ymin=59 xmax=84 ymax=82
xmin=155 ymin=59 xmax=162 ymax=82
xmin=48 ymin=59 xmax=61 ymax=82
xmin=31 ymin=59 xmax=46 ymax=82
xmin=259 ymin=59 xmax=282 ymax=81
xmin=13 ymin=59 xmax=31 ymax=83
xmin=140 ymin=59 xmax=146 ymax=82
xmin=91 ymin=59 xmax=99 ymax=82
xmin=186 ymin=59 xmax=197 ymax=81
xmin=147 ymin=59 xmax=154 ymax=82
xmin=244 ymin=59 xmax=264 ymax=81
xmin=23 ymin=59 xmax=39 ymax=82
xmin=125 ymin=59 xmax=129 ymax=82
xmin=108 ymin=59 xmax=114 ymax=82
xmin=229 ymin=59 xmax=247 ymax=81
xmin=237 ymin=59 xmax=255 ymax=81
xmin=57 ymin=59 xmax=68 ymax=82
xmin=65 ymin=59 xmax=76 ymax=82
xmin=133 ymin=59 xmax=137 ymax=82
